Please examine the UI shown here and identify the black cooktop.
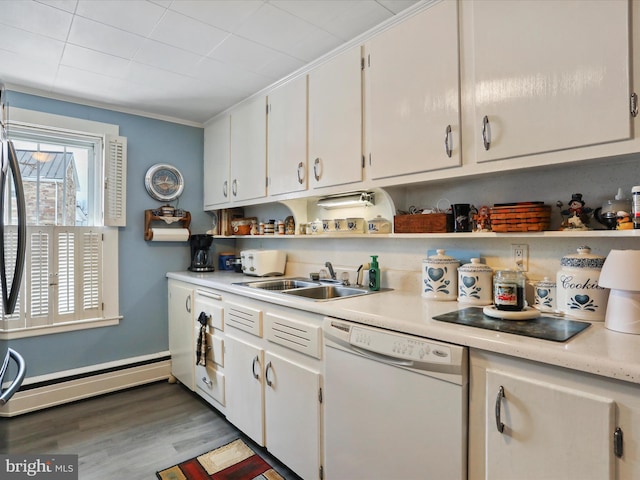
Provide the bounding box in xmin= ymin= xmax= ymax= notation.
xmin=433 ymin=307 xmax=591 ymax=342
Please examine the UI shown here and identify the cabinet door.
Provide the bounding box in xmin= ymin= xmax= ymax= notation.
xmin=168 ymin=282 xmax=194 ymax=390
xmin=486 ymin=369 xmax=615 ymax=480
xmin=264 ymin=352 xmax=321 ymax=480
xmin=308 ymin=46 xmax=363 ymax=189
xmin=267 ymin=76 xmax=307 ymax=196
xmin=203 ymin=115 xmax=230 ymax=209
xmin=230 ymin=97 xmax=267 ymax=202
xmin=225 ymin=334 xmax=265 ymax=446
xmin=470 ymin=0 xmax=631 ymax=163
xmin=368 ymin=1 xmax=461 ymax=179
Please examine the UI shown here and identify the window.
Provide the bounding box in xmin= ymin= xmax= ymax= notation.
xmin=0 ymin=109 xmax=126 ymax=337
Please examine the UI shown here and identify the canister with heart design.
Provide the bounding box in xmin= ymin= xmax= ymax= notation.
xmin=532 ymin=277 xmax=557 ymax=313
xmin=457 ymin=258 xmax=493 ymax=305
xmin=422 ymin=249 xmax=459 ymax=301
xmin=556 ymin=246 xmax=609 ymax=321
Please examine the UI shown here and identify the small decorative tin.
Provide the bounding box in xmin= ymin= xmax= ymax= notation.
xmin=457 ymin=258 xmax=493 ymax=305
xmin=422 ymin=249 xmax=459 ymax=301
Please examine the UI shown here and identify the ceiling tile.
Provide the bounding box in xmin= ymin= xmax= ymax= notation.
xmin=234 ymin=3 xmax=316 ymax=56
xmin=322 ymin=1 xmax=393 ymax=40
xmin=208 ymin=35 xmax=284 ymax=73
xmin=36 ymin=0 xmax=79 ymax=14
xmin=0 ymin=0 xmax=73 ymax=41
xmin=285 ymin=28 xmax=343 ymax=63
xmin=256 ymin=54 xmax=306 ymax=80
xmin=134 ymin=39 xmax=204 ymax=76
xmin=378 ymin=0 xmax=420 ymax=15
xmin=169 ymin=0 xmax=263 ymax=33
xmin=60 ymin=44 xmax=131 ymax=79
xmin=269 ymin=0 xmax=355 ymax=27
xmin=0 ymin=50 xmax=59 ymax=91
xmin=150 ymin=10 xmax=228 ymax=56
xmin=68 ymin=16 xmax=144 ymax=59
xmin=0 ymin=24 xmax=65 ymax=62
xmin=75 ymin=0 xmax=166 ymax=37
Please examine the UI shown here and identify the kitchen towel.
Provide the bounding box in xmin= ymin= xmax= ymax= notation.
xmin=196 ymin=312 xmax=208 ymax=366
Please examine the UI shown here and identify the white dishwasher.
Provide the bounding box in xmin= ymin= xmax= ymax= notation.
xmin=323 ymin=317 xmax=468 ymax=480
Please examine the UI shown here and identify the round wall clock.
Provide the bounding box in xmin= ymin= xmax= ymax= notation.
xmin=144 ymin=163 xmax=184 ymax=202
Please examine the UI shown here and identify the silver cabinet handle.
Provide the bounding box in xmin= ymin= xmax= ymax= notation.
xmin=495 ymin=385 xmax=505 ymax=433
xmin=313 ymin=158 xmax=321 ymax=181
xmin=185 ymin=295 xmax=191 ymax=313
xmin=202 ymin=376 xmax=213 ymax=387
xmin=231 ymin=179 xmax=238 ymax=197
xmin=251 ymin=355 xmax=260 ymax=380
xmin=265 ymin=361 xmax=274 ymax=387
xmin=223 ymin=180 xmax=228 ymax=198
xmin=482 ymin=115 xmax=491 ymax=151
xmin=444 ymin=124 xmax=453 ymax=158
xmin=297 ymin=162 xmax=305 ymax=184
xmin=631 ymin=93 xmax=638 ymax=117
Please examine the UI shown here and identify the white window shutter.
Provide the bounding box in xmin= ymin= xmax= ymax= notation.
xmin=105 ymin=135 xmax=127 ymax=227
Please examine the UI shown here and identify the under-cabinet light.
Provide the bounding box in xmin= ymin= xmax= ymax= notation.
xmin=317 ymin=192 xmax=375 ymax=209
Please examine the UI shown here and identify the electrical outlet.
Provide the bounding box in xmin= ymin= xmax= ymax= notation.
xmin=511 ymin=244 xmax=529 ymax=271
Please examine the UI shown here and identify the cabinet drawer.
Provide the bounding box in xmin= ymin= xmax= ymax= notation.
xmin=195 ymin=290 xmax=224 ymax=330
xmin=208 ymin=333 xmax=224 ymax=367
xmin=196 ymin=364 xmax=225 ymax=406
xmin=225 ymin=301 xmax=262 ymax=337
xmin=265 ymin=312 xmax=321 ymax=359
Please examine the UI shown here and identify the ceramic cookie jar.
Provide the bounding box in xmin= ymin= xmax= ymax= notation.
xmin=457 ymin=258 xmax=493 ymax=305
xmin=422 ymin=249 xmax=459 ymax=301
xmin=556 ymin=246 xmax=609 ymax=321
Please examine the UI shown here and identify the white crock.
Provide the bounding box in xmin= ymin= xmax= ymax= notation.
xmin=556 ymin=246 xmax=609 ymax=321
xmin=422 ymin=249 xmax=459 ymax=301
xmin=457 ymin=258 xmax=493 ymax=305
xmin=532 ymin=277 xmax=557 ymax=313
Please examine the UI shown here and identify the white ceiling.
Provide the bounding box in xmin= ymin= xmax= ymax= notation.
xmin=0 ymin=0 xmax=419 ymax=125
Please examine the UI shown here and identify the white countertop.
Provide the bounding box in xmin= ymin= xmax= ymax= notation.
xmin=167 ymin=270 xmax=640 ymax=386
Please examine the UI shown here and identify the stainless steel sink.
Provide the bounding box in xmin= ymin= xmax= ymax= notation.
xmin=232 ymin=277 xmax=383 ymax=301
xmin=235 ymin=278 xmax=320 ymax=291
xmin=282 ymin=285 xmax=371 ymax=301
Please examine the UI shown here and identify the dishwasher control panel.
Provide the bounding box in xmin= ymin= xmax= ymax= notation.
xmin=350 ymin=325 xmax=451 ymax=364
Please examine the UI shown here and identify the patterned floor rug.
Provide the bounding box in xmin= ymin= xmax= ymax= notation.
xmin=156 ymin=438 xmax=285 ymax=480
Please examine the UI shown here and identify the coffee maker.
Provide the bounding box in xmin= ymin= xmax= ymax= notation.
xmin=188 ymin=234 xmax=215 ymax=272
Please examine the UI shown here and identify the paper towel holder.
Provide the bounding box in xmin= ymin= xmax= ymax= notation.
xmin=144 ymin=209 xmax=191 ymax=241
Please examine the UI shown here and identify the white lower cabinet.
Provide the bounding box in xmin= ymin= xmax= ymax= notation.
xmin=168 ymin=280 xmax=195 ymax=391
xmin=225 ymin=334 xmax=265 ymax=443
xmin=469 ymin=350 xmax=640 ymax=480
xmin=222 ymin=295 xmax=324 ymax=480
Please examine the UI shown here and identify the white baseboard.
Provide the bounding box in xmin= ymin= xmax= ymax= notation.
xmin=0 ymin=358 xmax=171 ymax=417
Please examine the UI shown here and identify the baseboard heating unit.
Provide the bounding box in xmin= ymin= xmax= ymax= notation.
xmin=0 ymin=352 xmax=171 ymax=417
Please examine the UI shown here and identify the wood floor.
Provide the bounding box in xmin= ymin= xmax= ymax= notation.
xmin=0 ymin=381 xmax=301 ymax=480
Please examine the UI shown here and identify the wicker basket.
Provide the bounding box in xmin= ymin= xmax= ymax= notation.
xmin=489 ymin=204 xmax=551 ymax=232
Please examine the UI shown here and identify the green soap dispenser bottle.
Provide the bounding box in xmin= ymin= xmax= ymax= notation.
xmin=369 ymin=255 xmax=380 ymax=291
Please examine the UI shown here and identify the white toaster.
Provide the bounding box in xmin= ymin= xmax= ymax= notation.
xmin=240 ymin=249 xmax=287 ymax=277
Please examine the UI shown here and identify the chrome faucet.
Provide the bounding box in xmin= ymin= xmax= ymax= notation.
xmin=325 ymin=261 xmax=337 ymax=280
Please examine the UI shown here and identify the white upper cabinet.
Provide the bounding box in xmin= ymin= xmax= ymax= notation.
xmin=267 ymin=76 xmax=308 ymax=196
xmin=308 ymin=45 xmax=363 ymax=189
xmin=203 ymin=115 xmax=230 ymax=209
xmin=230 ymin=96 xmax=267 ymax=203
xmin=466 ymin=0 xmax=632 ymax=163
xmin=367 ymin=1 xmax=461 ymax=180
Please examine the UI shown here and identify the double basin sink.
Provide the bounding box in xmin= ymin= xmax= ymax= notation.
xmin=233 ymin=277 xmax=378 ymax=301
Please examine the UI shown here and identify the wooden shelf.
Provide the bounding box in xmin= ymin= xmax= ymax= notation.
xmin=144 ymin=209 xmax=191 ymax=241
xmin=216 ymin=229 xmax=639 ymax=240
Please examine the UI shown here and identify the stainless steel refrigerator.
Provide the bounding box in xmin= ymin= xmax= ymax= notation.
xmin=0 ymin=82 xmax=26 ymax=405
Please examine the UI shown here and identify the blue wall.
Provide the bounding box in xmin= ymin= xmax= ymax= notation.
xmin=5 ymin=91 xmax=224 ymax=377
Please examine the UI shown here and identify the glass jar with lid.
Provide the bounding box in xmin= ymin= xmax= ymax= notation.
xmin=494 ymin=269 xmax=526 ymax=311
